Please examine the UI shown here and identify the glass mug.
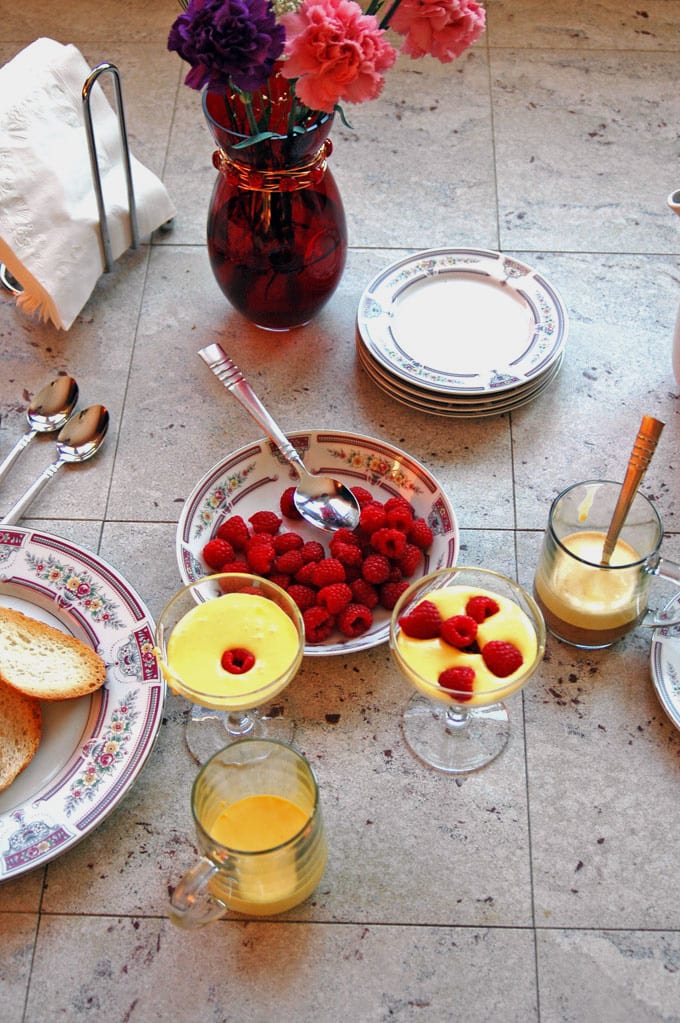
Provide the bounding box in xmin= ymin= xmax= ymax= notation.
xmin=170 ymin=739 xmax=327 ymax=926
xmin=533 ymin=480 xmax=680 ymax=649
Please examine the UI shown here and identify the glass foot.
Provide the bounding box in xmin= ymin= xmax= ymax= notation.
xmin=185 ymin=704 xmax=295 ymax=764
xmin=401 ymin=692 xmax=511 ymax=774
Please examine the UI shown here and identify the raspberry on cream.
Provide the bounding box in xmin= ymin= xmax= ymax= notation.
xmin=396 ymin=585 xmax=538 ymax=706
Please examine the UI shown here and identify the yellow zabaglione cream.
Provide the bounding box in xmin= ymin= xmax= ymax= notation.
xmin=396 ymin=585 xmax=537 ymax=706
xmin=166 ymin=592 xmax=301 ymax=708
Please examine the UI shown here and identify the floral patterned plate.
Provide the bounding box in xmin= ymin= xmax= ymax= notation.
xmin=356 ymin=248 xmax=568 ymax=397
xmin=176 ymin=430 xmax=459 ymax=656
xmin=0 ymin=527 xmax=165 ymax=881
xmin=650 ymin=593 xmax=680 ymax=731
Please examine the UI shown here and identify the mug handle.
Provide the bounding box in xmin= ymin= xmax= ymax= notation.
xmin=169 ymin=856 xmax=229 ymax=929
xmin=642 ymin=557 xmax=680 ymax=628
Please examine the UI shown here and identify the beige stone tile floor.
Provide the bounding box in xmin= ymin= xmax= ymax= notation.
xmin=0 ymin=0 xmax=679 ymax=1020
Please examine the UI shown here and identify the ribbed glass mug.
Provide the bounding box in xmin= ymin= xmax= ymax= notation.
xmin=170 ymin=739 xmax=327 ymax=926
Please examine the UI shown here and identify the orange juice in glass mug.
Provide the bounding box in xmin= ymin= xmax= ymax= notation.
xmin=170 ymin=739 xmax=327 ymax=925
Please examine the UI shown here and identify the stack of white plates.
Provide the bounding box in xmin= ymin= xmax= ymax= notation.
xmin=356 ymin=248 xmax=568 ymax=418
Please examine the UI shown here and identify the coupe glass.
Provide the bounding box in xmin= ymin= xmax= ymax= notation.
xmin=156 ymin=573 xmax=304 ymax=763
xmin=390 ymin=566 xmax=546 ymax=774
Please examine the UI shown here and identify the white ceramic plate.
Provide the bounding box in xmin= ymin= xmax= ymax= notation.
xmin=0 ymin=527 xmax=165 ymax=881
xmin=650 ymin=593 xmax=680 ymax=731
xmin=357 ymin=340 xmax=564 ymax=418
xmin=356 ymin=248 xmax=568 ymax=396
xmin=176 ymin=430 xmax=459 ymax=656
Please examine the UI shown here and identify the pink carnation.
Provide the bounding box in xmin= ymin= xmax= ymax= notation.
xmin=390 ymin=0 xmax=486 ymax=63
xmin=281 ymin=0 xmax=397 ymax=113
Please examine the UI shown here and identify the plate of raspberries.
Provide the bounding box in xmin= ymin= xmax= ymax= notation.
xmin=176 ymin=431 xmax=458 ymax=655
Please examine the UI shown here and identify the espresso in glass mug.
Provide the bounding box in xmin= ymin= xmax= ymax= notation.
xmin=533 ymin=480 xmax=680 ymax=649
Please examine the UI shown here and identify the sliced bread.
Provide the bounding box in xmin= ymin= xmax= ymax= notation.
xmin=0 ymin=606 xmax=106 ymax=701
xmin=0 ymin=677 xmax=42 ymax=791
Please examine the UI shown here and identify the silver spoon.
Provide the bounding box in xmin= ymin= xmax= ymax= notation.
xmin=0 ymin=376 xmax=79 ymax=487
xmin=198 ymin=343 xmax=360 ymax=532
xmin=1 ymin=404 xmax=109 ymax=525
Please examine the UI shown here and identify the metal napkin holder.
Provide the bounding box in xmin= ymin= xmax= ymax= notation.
xmin=1 ymin=60 xmax=139 ymax=293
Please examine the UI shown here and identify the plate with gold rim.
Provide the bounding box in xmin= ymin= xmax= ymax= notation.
xmin=0 ymin=527 xmax=165 ymax=881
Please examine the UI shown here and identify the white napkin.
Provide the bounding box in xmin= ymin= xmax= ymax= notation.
xmin=0 ymin=37 xmax=176 ymax=329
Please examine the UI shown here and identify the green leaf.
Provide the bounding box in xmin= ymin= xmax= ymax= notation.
xmin=334 ymin=104 xmax=353 ymax=130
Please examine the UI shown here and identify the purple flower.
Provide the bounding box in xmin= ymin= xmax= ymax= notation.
xmin=168 ymin=0 xmax=286 ymax=94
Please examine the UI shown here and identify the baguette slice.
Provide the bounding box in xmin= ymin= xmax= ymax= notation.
xmin=0 ymin=606 xmax=106 ymax=701
xmin=0 ymin=677 xmax=42 ymax=791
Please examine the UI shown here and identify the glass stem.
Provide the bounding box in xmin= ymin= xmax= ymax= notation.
xmin=224 ymin=711 xmax=256 ymax=738
xmin=444 ymin=707 xmax=472 ymax=733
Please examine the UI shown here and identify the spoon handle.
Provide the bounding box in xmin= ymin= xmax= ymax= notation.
xmin=1 ymin=459 xmax=64 ymax=525
xmin=0 ymin=429 xmax=37 ymax=488
xmin=198 ymin=344 xmax=307 ymax=478
xmin=601 ymin=415 xmax=665 ymax=564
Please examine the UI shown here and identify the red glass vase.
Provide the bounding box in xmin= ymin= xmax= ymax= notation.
xmin=203 ymin=85 xmax=348 ymax=331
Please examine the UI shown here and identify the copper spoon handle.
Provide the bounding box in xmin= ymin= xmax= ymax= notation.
xmin=601 ymin=415 xmax=665 ymax=564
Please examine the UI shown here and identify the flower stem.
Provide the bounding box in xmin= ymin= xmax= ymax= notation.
xmin=378 ymin=0 xmax=403 ymax=29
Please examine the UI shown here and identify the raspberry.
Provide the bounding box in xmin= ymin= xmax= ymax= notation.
xmin=295 ymin=561 xmax=319 ymax=586
xmin=440 ymin=615 xmax=478 ymax=649
xmin=249 ymin=510 xmax=282 ymax=534
xmin=343 ymin=563 xmax=362 ymax=584
xmin=380 ymin=580 xmax=410 ymax=610
xmin=482 ymin=640 xmax=524 ymax=677
xmin=216 ymin=515 xmax=250 ymax=550
xmin=359 ymin=502 xmax=387 ymax=534
xmin=273 ymin=532 xmax=304 ymax=553
xmin=398 ymin=599 xmax=442 ymax=639
xmin=268 ymin=573 xmax=291 ymax=590
xmin=217 ymin=563 xmax=249 ymax=585
xmin=398 ymin=544 xmax=423 ymax=577
xmin=408 ymin=518 xmax=434 ymax=549
xmin=337 ymin=603 xmax=373 ymax=638
xmin=351 ymin=486 xmax=374 ymax=508
xmin=202 ymin=538 xmax=235 ymax=570
xmin=330 ymin=528 xmax=361 ymax=548
xmin=279 ymin=486 xmax=302 ymax=520
xmin=329 ymin=541 xmax=363 ymax=567
xmin=303 ymin=605 xmax=336 ymax=643
xmin=312 ymin=558 xmax=346 ymax=587
xmin=247 ymin=533 xmax=276 ymax=551
xmin=465 ymin=595 xmax=500 ymax=623
xmin=246 ymin=543 xmax=276 ymax=575
xmin=299 ymin=541 xmax=325 ymax=563
xmin=350 ymin=577 xmax=379 ymax=609
xmin=287 ymin=584 xmax=317 ymax=611
xmin=361 ymin=553 xmax=391 ymax=585
xmin=370 ymin=527 xmax=407 ymax=560
xmin=438 ymin=666 xmax=475 ymax=701
xmin=274 ymin=549 xmax=304 ymax=575
xmin=384 ymin=495 xmax=412 ymax=515
xmin=221 ymin=647 xmax=256 ymax=674
xmin=384 ymin=498 xmax=413 ymax=532
xmin=317 ymin=583 xmax=353 ymax=615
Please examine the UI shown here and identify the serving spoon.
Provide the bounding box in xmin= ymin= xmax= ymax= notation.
xmin=0 ymin=376 xmax=79 ymax=488
xmin=1 ymin=404 xmax=110 ymax=525
xmin=198 ymin=343 xmax=360 ymax=532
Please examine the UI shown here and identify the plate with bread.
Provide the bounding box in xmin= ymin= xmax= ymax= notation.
xmin=0 ymin=527 xmax=165 ymax=881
